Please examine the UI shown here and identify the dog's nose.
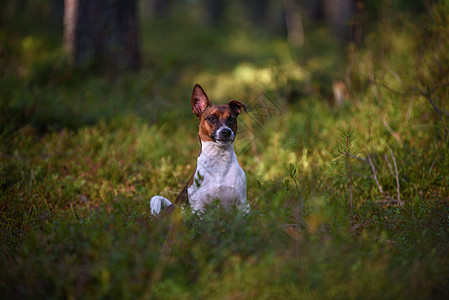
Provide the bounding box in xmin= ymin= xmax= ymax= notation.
xmin=220 ymin=128 xmax=232 ymax=139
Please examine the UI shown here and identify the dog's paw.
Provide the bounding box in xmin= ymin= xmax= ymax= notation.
xmin=150 ymin=196 xmax=173 ymax=215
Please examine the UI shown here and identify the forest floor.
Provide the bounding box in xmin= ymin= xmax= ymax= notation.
xmin=1 ymin=7 xmax=449 ymax=299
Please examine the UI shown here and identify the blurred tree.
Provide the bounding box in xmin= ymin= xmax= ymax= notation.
xmin=302 ymin=0 xmax=355 ymax=42
xmin=244 ymin=0 xmax=270 ymax=25
xmin=283 ymin=0 xmax=304 ymax=47
xmin=322 ymin=0 xmax=355 ymax=41
xmin=153 ymin=0 xmax=172 ymax=16
xmin=144 ymin=0 xmax=173 ymax=17
xmin=205 ymin=0 xmax=226 ymax=25
xmin=63 ymin=0 xmax=141 ymax=71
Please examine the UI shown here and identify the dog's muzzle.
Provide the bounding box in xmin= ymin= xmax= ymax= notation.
xmin=212 ymin=127 xmax=235 ymax=144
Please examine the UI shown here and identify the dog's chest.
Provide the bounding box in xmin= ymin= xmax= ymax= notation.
xmin=187 ymin=142 xmax=246 ymax=211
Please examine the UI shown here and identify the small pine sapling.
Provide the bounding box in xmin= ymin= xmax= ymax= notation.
xmin=329 ymin=127 xmax=360 ymax=219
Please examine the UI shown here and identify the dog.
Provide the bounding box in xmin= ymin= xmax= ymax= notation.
xmin=150 ymin=84 xmax=250 ymax=215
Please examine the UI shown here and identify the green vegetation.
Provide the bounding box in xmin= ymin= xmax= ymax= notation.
xmin=1 ymin=2 xmax=449 ymax=299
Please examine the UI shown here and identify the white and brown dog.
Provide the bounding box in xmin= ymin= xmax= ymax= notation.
xmin=150 ymin=84 xmax=250 ymax=215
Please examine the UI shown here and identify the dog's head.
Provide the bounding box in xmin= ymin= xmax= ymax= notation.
xmin=191 ymin=84 xmax=246 ymax=146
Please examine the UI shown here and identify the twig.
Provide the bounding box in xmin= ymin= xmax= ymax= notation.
xmin=429 ymin=154 xmax=439 ymax=174
xmin=424 ymin=92 xmax=448 ymax=124
xmin=375 ymin=80 xmax=419 ymax=97
xmin=374 ymin=78 xmax=449 ymax=121
xmin=382 ymin=117 xmax=403 ymax=146
xmin=367 ymin=155 xmax=384 ymax=196
xmin=348 ymin=152 xmax=367 ymax=162
xmin=406 ymin=99 xmax=414 ymax=121
xmin=421 ymin=83 xmax=449 ymax=120
xmin=368 ymin=154 xmax=404 ymax=206
xmin=384 ymin=154 xmax=394 ymax=177
xmin=428 ymin=82 xmax=449 ymax=97
xmin=390 ymin=149 xmax=404 ymax=206
xmin=382 ymin=60 xmax=402 ymax=83
xmin=423 ymin=90 xmax=449 ymax=141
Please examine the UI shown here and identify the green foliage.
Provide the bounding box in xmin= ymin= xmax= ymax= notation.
xmin=1 ymin=1 xmax=449 ymax=299
xmin=328 ymin=128 xmax=361 ymax=216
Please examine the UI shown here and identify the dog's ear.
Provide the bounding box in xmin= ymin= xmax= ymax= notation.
xmin=191 ymin=84 xmax=210 ymax=117
xmin=228 ymin=100 xmax=247 ymax=116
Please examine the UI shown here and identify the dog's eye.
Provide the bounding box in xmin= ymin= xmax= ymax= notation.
xmin=206 ymin=115 xmax=217 ymax=123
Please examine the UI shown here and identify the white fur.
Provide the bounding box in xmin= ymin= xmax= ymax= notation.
xmin=150 ymin=195 xmax=172 ymax=215
xmin=188 ymin=141 xmax=249 ymax=213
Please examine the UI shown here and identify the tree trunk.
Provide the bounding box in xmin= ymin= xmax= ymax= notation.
xmin=322 ymin=0 xmax=355 ymax=41
xmin=244 ymin=0 xmax=269 ymax=25
xmin=153 ymin=0 xmax=172 ymax=17
xmin=205 ymin=0 xmax=226 ymax=25
xmin=283 ymin=0 xmax=304 ymax=47
xmin=64 ymin=0 xmax=141 ymax=71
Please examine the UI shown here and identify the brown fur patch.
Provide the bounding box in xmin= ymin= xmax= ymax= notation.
xmin=198 ymin=105 xmax=239 ymax=142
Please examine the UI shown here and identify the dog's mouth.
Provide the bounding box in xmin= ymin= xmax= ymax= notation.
xmin=211 ymin=127 xmax=235 ymax=144
xmin=211 ymin=136 xmax=234 ymax=144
